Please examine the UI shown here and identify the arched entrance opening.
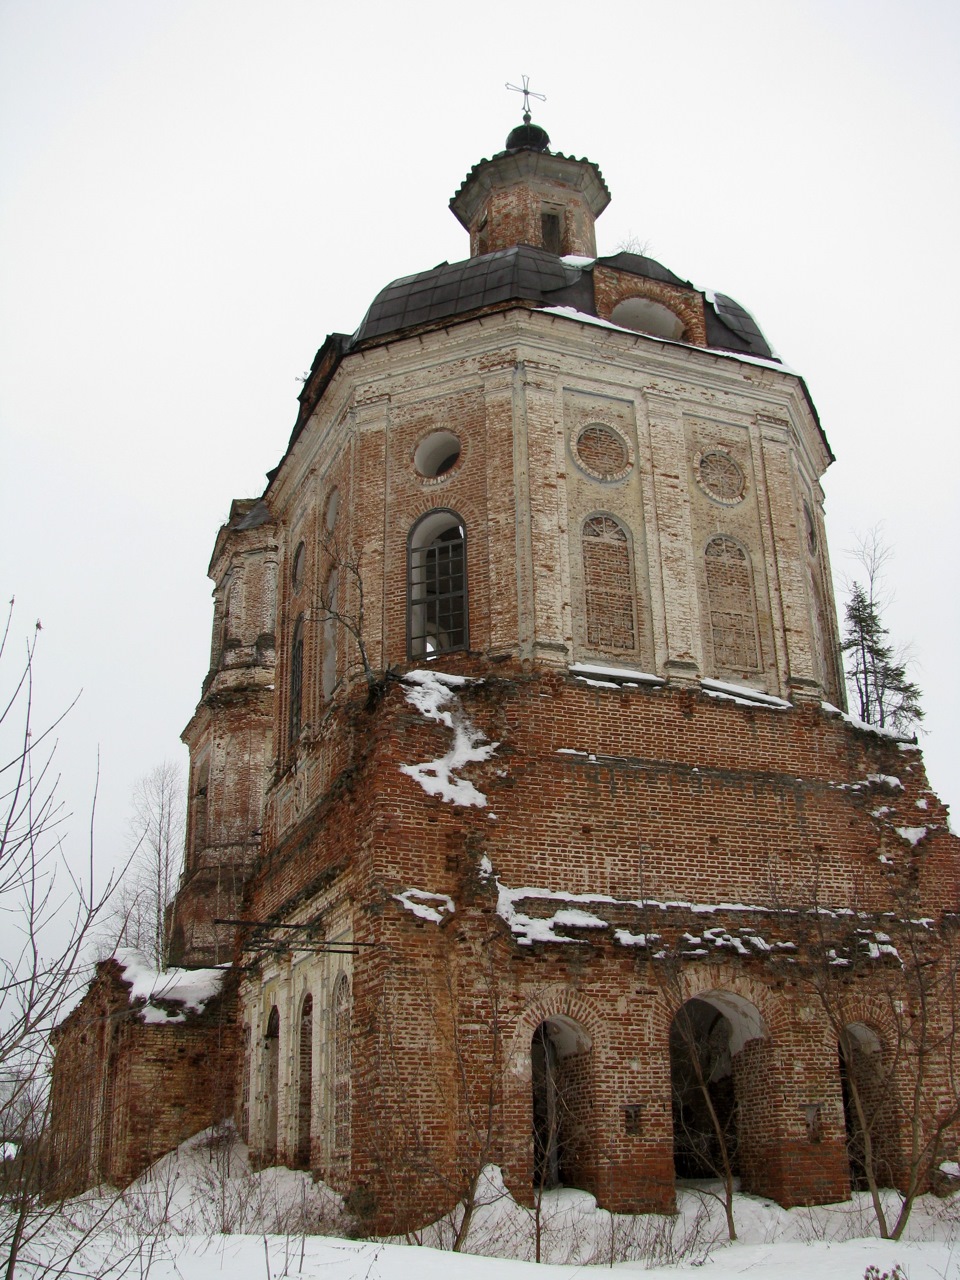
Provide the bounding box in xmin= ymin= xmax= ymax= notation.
xmin=263 ymin=1005 xmax=280 ymax=1164
xmin=669 ymin=992 xmax=767 ymax=1184
xmin=296 ymin=995 xmax=313 ymax=1169
xmin=530 ymin=1016 xmax=593 ymax=1193
xmin=839 ymin=1023 xmax=891 ymax=1190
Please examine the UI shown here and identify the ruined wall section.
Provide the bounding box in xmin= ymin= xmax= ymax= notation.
xmin=49 ymin=961 xmax=238 ymax=1195
xmin=169 ymin=499 xmax=278 ymax=966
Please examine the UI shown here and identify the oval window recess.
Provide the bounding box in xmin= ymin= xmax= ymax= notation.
xmin=292 ymin=540 xmax=306 ymax=590
xmin=610 ymin=296 xmax=684 ymax=340
xmin=415 ymin=430 xmax=461 ymax=478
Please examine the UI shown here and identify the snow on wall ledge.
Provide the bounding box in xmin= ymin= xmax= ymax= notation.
xmin=115 ymin=948 xmax=226 ymax=1025
xmin=399 ymin=669 xmax=499 ymax=807
xmin=393 ymin=888 xmax=456 ymax=924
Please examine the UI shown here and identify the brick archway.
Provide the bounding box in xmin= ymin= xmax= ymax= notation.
xmin=502 ymin=988 xmax=601 ymax=1205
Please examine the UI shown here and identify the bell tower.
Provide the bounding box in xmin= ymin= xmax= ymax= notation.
xmin=450 ymin=113 xmax=610 ymax=258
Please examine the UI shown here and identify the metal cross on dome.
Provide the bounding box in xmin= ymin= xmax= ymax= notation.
xmin=506 ymin=74 xmax=546 ymax=123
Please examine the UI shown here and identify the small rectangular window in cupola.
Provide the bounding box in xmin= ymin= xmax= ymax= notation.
xmin=541 ymin=208 xmax=562 ymax=255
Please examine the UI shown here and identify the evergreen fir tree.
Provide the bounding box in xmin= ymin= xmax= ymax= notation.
xmin=841 ymin=579 xmax=923 ymax=734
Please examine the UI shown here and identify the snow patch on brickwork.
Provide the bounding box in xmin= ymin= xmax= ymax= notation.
xmin=392 ymin=889 xmax=456 ymax=924
xmin=837 ymin=774 xmax=903 ymax=792
xmin=399 ymin=669 xmax=499 ymax=807
xmin=490 ymin=873 xmax=909 ymax=964
xmin=896 ymin=826 xmax=928 ymax=846
xmin=116 ymin=949 xmax=225 ymax=1025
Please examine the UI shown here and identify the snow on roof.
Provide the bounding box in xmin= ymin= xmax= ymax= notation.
xmin=538 ymin=305 xmax=797 ymax=374
xmin=701 ymin=678 xmax=791 ymax=709
xmin=399 ymin=669 xmax=499 ymax=807
xmin=821 ymin=700 xmax=911 ymax=742
xmin=115 ymin=949 xmax=226 ymax=1025
xmin=569 ymin=661 xmax=665 ymax=686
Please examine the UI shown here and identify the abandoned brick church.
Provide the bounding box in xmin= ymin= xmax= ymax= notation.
xmin=49 ymin=111 xmax=960 ymax=1229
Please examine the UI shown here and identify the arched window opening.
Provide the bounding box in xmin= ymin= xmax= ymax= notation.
xmin=704 ymin=537 xmax=760 ymax=672
xmin=219 ymin=583 xmax=235 ymax=660
xmin=263 ymin=1006 xmax=280 ymax=1165
xmin=610 ymin=296 xmax=685 ymax=340
xmin=408 ymin=511 xmax=467 ymax=658
xmin=322 ymin=569 xmax=339 ymax=701
xmin=582 ymin=515 xmax=637 ymax=652
xmin=333 ymin=977 xmax=351 ymax=1155
xmin=531 ymin=1017 xmax=593 ymax=1194
xmin=189 ymin=760 xmax=209 ymax=867
xmin=239 ymin=1024 xmax=251 ymax=1142
xmin=296 ymin=995 xmax=313 ymax=1169
xmin=839 ymin=1024 xmax=893 ymax=1191
xmin=288 ymin=614 xmax=305 ymax=744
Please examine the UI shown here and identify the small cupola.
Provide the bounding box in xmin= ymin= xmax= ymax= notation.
xmin=450 ymin=110 xmax=610 ymax=259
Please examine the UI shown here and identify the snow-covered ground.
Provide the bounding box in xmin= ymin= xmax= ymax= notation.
xmin=9 ymin=1126 xmax=960 ymax=1278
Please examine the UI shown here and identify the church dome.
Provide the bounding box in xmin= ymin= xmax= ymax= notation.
xmin=505 ymin=119 xmax=550 ymax=152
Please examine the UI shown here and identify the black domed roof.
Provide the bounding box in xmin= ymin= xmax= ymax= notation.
xmin=505 ymin=119 xmax=550 ymax=152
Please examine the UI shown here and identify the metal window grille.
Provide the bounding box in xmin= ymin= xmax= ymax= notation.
xmin=408 ymin=522 xmax=467 ymax=658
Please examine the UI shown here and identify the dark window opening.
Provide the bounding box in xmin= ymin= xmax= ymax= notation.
xmin=289 ymin=614 xmax=305 ymax=744
xmin=541 ymin=211 xmax=562 ymax=255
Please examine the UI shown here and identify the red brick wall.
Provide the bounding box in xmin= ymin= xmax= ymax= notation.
xmin=234 ymin=668 xmax=957 ymax=1230
xmin=49 ymin=961 xmax=239 ymax=1194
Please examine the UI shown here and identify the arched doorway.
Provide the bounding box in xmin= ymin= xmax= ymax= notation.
xmin=296 ymin=995 xmax=313 ymax=1168
xmin=530 ymin=1016 xmax=593 ymax=1193
xmin=670 ymin=998 xmax=738 ymax=1178
xmin=839 ymin=1023 xmax=891 ymax=1190
xmin=669 ymin=992 xmax=767 ymax=1184
xmin=263 ymin=1005 xmax=280 ymax=1164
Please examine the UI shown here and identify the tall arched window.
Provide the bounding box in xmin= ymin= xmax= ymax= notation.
xmin=263 ymin=1005 xmax=280 ymax=1163
xmin=408 ymin=510 xmax=467 ymax=658
xmin=333 ymin=976 xmax=351 ymax=1154
xmin=704 ymin=536 xmax=759 ymax=672
xmin=296 ymin=995 xmax=313 ymax=1168
xmin=288 ymin=613 xmax=305 ymax=744
xmin=582 ymin=515 xmax=636 ymax=652
xmin=322 ymin=568 xmax=339 ymax=701
xmin=240 ymin=1024 xmax=251 ymax=1142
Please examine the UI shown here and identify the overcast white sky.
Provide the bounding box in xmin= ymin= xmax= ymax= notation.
xmin=2 ymin=0 xmax=958 ymax=894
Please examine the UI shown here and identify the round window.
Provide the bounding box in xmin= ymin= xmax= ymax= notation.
xmin=414 ymin=430 xmax=461 ymax=479
xmin=695 ymin=450 xmax=745 ymax=505
xmin=575 ymin=425 xmax=630 ymax=480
